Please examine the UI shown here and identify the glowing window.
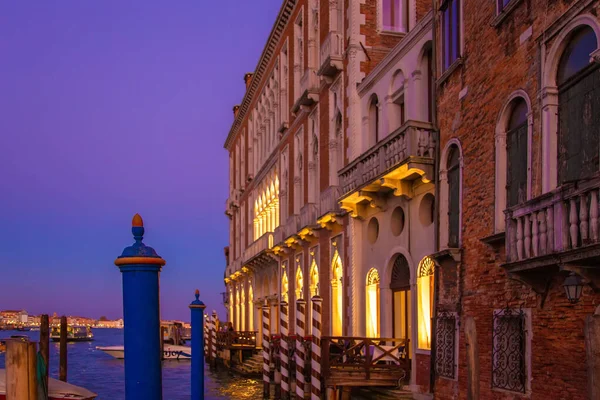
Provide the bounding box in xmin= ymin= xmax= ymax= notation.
xmin=309 ymin=259 xmax=319 ymax=297
xmin=248 ymin=284 xmax=254 ymax=331
xmin=417 ymin=257 xmax=435 ymax=349
xmin=296 ymin=264 xmax=304 ymax=301
xmin=366 ymin=268 xmax=381 ymax=338
xmin=254 ymin=177 xmax=280 ymax=240
xmin=331 ymin=249 xmax=343 ymax=336
xmin=282 ymin=271 xmax=289 ymax=303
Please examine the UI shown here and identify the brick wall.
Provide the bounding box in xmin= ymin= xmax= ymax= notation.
xmin=434 ymin=0 xmax=600 ymax=399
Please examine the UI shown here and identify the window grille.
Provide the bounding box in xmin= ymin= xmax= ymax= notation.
xmin=492 ymin=308 xmax=527 ymax=393
xmin=435 ymin=311 xmax=456 ymax=379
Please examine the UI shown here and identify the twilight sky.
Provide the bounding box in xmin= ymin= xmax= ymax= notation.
xmin=0 ymin=1 xmax=281 ymax=321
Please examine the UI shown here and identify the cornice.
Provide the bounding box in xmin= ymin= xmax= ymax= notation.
xmin=223 ymin=0 xmax=297 ymax=151
xmin=357 ymin=11 xmax=433 ymax=97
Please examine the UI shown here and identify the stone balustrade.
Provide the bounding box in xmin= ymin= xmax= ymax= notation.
xmin=338 ymin=121 xmax=435 ymax=198
xmin=319 ymin=185 xmax=342 ymax=217
xmin=319 ymin=32 xmax=344 ymax=77
xmin=505 ymin=176 xmax=600 ymax=264
xmin=243 ymin=232 xmax=274 ymax=264
xmin=300 ymin=203 xmax=319 ymax=229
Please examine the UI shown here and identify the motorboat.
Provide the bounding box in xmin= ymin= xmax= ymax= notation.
xmin=96 ymin=344 xmax=191 ymax=360
xmin=0 ymin=369 xmax=97 ymax=399
xmin=51 ymin=325 xmax=93 ymax=342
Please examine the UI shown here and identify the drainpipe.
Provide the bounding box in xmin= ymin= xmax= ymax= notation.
xmin=430 ymin=0 xmax=441 ymax=393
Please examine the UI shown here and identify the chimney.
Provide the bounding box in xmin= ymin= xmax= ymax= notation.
xmin=233 ymin=105 xmax=240 ymax=119
xmin=244 ymin=73 xmax=253 ymax=90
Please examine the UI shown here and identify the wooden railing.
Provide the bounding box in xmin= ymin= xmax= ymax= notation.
xmin=505 ymin=176 xmax=600 ymax=263
xmin=338 ymin=121 xmax=435 ymax=197
xmin=216 ymin=331 xmax=258 ymax=349
xmin=321 ymin=336 xmax=410 ymax=380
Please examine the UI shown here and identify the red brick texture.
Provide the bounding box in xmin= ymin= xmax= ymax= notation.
xmin=434 ymin=1 xmax=600 ymax=399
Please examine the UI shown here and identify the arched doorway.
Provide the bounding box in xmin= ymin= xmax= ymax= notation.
xmin=331 ymin=249 xmax=343 ymax=336
xmin=390 ymin=255 xmax=411 ymax=354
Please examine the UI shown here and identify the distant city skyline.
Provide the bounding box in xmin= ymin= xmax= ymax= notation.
xmin=0 ymin=0 xmax=283 ymax=320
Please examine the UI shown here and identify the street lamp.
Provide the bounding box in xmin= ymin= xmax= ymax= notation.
xmin=563 ymin=272 xmax=584 ymax=304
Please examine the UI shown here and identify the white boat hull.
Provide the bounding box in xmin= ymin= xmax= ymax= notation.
xmin=96 ymin=345 xmax=191 ymax=360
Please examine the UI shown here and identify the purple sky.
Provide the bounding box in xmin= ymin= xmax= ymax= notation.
xmin=0 ymin=1 xmax=281 ymax=321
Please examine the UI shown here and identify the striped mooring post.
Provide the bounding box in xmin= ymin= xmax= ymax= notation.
xmin=211 ymin=311 xmax=218 ymax=370
xmin=203 ymin=314 xmax=209 ymax=359
xmin=310 ymin=296 xmax=323 ymax=400
xmin=189 ymin=289 xmax=206 ymax=400
xmin=114 ymin=214 xmax=166 ymax=400
xmin=295 ymin=299 xmax=306 ymax=400
xmin=280 ymin=301 xmax=290 ymax=400
xmin=262 ymin=300 xmax=271 ymax=399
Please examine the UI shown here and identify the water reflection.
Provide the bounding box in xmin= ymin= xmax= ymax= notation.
xmin=0 ymin=329 xmax=262 ymax=399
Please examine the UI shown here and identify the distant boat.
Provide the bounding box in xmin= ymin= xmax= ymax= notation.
xmin=0 ymin=369 xmax=97 ymax=399
xmin=51 ymin=325 xmax=93 ymax=342
xmin=16 ymin=326 xmax=30 ymax=332
xmin=96 ymin=344 xmax=191 ymax=360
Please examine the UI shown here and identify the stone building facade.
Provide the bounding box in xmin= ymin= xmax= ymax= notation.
xmin=223 ymin=0 xmax=600 ymax=398
xmin=432 ymin=0 xmax=600 ymax=399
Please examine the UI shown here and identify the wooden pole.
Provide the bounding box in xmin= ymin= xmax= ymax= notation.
xmin=39 ymin=314 xmax=50 ymax=395
xmin=27 ymin=341 xmax=38 ymax=400
xmin=464 ymin=316 xmax=479 ymax=400
xmin=585 ymin=305 xmax=600 ymax=399
xmin=59 ymin=316 xmax=68 ymax=382
xmin=6 ymin=339 xmax=29 ymax=399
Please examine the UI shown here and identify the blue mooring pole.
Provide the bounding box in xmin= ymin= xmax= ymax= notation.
xmin=115 ymin=214 xmax=166 ymax=400
xmin=190 ymin=289 xmax=206 ymax=400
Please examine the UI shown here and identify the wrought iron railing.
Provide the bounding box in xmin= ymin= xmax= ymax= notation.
xmin=338 ymin=121 xmax=435 ymax=197
xmin=492 ymin=308 xmax=526 ymax=393
xmin=216 ymin=331 xmax=259 ymax=349
xmin=505 ymin=175 xmax=600 ymax=263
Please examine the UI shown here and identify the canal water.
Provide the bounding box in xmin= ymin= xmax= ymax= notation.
xmin=0 ymin=328 xmax=263 ymax=399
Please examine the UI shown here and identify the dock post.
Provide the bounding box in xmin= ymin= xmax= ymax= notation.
xmin=262 ymin=300 xmax=271 ymax=399
xmin=190 ymin=289 xmax=206 ymax=400
xmin=280 ymin=301 xmax=290 ymax=400
xmin=310 ymin=296 xmax=322 ymax=400
xmin=210 ymin=311 xmax=218 ymax=370
xmin=40 ymin=314 xmax=50 ymax=395
xmin=6 ymin=338 xmax=38 ymax=400
xmin=114 ymin=214 xmax=166 ymax=400
xmin=295 ymin=299 xmax=306 ymax=400
xmin=59 ymin=316 xmax=68 ymax=382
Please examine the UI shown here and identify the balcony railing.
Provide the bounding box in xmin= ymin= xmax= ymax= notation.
xmin=318 ymin=31 xmax=344 ymax=78
xmin=292 ymin=68 xmax=319 ymax=112
xmin=283 ymin=214 xmax=301 ymax=239
xmin=505 ymin=176 xmax=600 ymax=264
xmin=300 ymin=203 xmax=319 ymax=229
xmin=338 ymin=121 xmax=436 ymax=197
xmin=243 ymin=232 xmax=274 ymax=264
xmin=319 ymin=185 xmax=342 ymax=217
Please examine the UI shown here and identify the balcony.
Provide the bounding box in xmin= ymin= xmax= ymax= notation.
xmin=242 ymin=232 xmax=276 ymax=269
xmin=318 ymin=32 xmax=344 ymax=79
xmin=282 ymin=214 xmax=301 ymax=240
xmin=504 ymin=175 xmax=600 ymax=290
xmin=291 ymin=68 xmax=319 ymax=113
xmin=299 ymin=203 xmax=319 ymax=238
xmin=318 ymin=186 xmax=343 ymax=228
xmin=338 ymin=121 xmax=436 ymax=218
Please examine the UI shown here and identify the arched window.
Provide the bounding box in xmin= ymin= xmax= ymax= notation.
xmin=390 ymin=255 xmax=411 ymax=347
xmin=241 ymin=285 xmax=246 ymax=331
xmin=506 ymin=98 xmax=528 ymax=207
xmin=331 ymin=249 xmax=343 ymax=336
xmin=557 ymin=26 xmax=599 ymax=183
xmin=282 ymin=271 xmax=289 ymax=303
xmin=296 ymin=265 xmax=304 ymax=301
xmin=447 ymin=145 xmax=461 ymax=247
xmin=368 ymin=95 xmax=380 ymax=147
xmin=334 ymin=112 xmax=343 ymax=183
xmin=417 ymin=257 xmax=434 ymax=350
xmin=310 ymin=260 xmax=319 ymax=297
xmin=390 ymin=70 xmax=405 ymax=131
xmin=248 ymin=284 xmax=254 ymax=331
xmin=365 ymin=268 xmax=380 ymax=338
